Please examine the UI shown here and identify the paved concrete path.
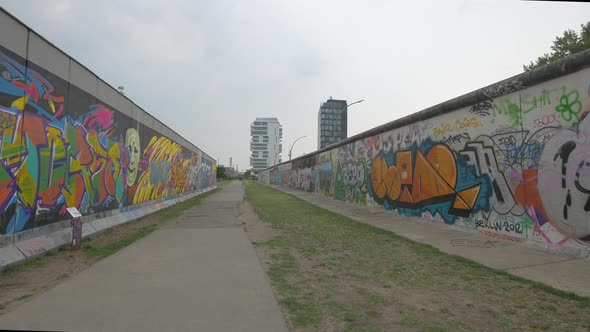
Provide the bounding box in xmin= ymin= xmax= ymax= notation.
xmin=0 ymin=181 xmax=288 ymax=332
xmin=270 ymin=185 xmax=590 ymax=297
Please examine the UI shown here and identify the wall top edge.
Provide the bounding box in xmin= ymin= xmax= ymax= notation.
xmin=260 ymin=48 xmax=590 ymax=172
xmin=0 ymin=7 xmax=216 ymax=164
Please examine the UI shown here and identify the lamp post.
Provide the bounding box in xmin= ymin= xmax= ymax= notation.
xmin=289 ymin=135 xmax=307 ymax=160
xmin=344 ymin=99 xmax=364 ymax=138
xmin=346 ymin=99 xmax=364 ymax=109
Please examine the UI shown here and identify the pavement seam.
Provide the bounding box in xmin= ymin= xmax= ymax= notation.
xmin=503 ymin=257 xmax=587 ymax=271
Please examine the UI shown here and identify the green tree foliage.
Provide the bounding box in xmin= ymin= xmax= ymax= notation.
xmin=216 ymin=165 xmax=226 ymax=179
xmin=524 ymin=22 xmax=590 ymax=71
xmin=244 ymin=169 xmax=251 ymax=178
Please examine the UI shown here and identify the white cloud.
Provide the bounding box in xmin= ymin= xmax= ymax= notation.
xmin=45 ymin=0 xmax=72 ymax=18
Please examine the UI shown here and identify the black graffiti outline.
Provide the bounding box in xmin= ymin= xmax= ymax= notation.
xmin=459 ymin=140 xmax=519 ymax=216
xmin=470 ymin=100 xmax=493 ymax=116
xmin=553 ymin=141 xmax=577 ymax=219
xmin=482 ymin=80 xmax=526 ymax=99
xmin=574 ymin=161 xmax=590 ymax=212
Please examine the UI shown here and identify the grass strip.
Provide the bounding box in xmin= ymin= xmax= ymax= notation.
xmin=2 ymin=256 xmax=47 ymax=274
xmin=83 ymin=224 xmax=158 ymax=260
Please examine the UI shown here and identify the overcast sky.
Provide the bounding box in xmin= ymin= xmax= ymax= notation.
xmin=1 ymin=0 xmax=588 ymax=169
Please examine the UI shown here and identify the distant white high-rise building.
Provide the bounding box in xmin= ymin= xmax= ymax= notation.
xmin=250 ymin=117 xmax=283 ymax=173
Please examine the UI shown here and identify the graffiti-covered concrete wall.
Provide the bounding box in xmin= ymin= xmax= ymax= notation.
xmin=0 ymin=9 xmax=216 ymax=259
xmin=259 ymin=50 xmax=590 ymax=258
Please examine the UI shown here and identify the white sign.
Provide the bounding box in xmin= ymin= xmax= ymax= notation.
xmin=66 ymin=207 xmax=82 ymax=218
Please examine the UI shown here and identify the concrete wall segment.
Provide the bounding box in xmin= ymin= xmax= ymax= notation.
xmin=259 ymin=53 xmax=590 ymax=258
xmin=27 ymin=31 xmax=70 ymax=82
xmin=69 ymin=59 xmax=98 ymax=97
xmin=0 ymin=5 xmax=217 ymax=266
xmin=0 ymin=9 xmax=27 ymax=58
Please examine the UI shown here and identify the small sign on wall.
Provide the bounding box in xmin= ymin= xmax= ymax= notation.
xmin=67 ymin=207 xmax=82 ymax=249
xmin=66 ymin=207 xmax=82 ymax=218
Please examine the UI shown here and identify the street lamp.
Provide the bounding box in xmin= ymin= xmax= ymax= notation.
xmin=347 ymin=99 xmax=364 ymax=109
xmin=345 ymin=99 xmax=364 ymax=138
xmin=289 ymin=135 xmax=307 ymax=160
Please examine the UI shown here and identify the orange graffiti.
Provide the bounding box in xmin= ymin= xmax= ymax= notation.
xmin=406 ymin=149 xmax=455 ymax=203
xmin=371 ymin=144 xmax=480 ymax=216
xmin=396 ymin=151 xmax=412 ymax=185
xmin=385 ymin=165 xmax=401 ymax=201
xmin=370 ymin=155 xmax=389 ymax=199
xmin=514 ymin=168 xmax=557 ymax=231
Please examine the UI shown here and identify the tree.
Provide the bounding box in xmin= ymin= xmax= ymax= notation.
xmin=244 ymin=169 xmax=251 ymax=178
xmin=216 ymin=165 xmax=226 ymax=179
xmin=524 ymin=22 xmax=590 ymax=71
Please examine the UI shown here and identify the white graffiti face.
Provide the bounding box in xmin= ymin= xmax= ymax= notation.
xmin=538 ymin=115 xmax=590 ymax=238
xmin=125 ymin=128 xmax=141 ymax=186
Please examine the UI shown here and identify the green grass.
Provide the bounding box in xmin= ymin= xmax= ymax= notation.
xmin=83 ymin=224 xmax=158 ymax=260
xmin=267 ymin=252 xmax=322 ymax=325
xmin=400 ymin=311 xmax=447 ymax=331
xmin=2 ymin=256 xmax=46 ymax=274
xmin=101 ymin=228 xmax=114 ymax=236
xmin=243 ymin=180 xmax=590 ymax=331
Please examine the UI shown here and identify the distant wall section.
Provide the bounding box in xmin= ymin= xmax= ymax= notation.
xmin=259 ymin=51 xmax=590 ymax=258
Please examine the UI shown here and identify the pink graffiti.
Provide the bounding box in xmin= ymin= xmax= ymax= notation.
xmin=364 ymin=135 xmax=381 ymax=151
xmin=82 ymin=105 xmax=115 ymax=131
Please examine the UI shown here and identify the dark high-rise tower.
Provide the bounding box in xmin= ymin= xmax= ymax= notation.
xmin=317 ymin=98 xmax=347 ymax=149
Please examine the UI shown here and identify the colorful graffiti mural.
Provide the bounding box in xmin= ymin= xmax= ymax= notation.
xmin=536 ymin=113 xmax=590 ymax=240
xmin=318 ymin=155 xmax=333 ymax=197
xmin=369 ymin=142 xmax=487 ymax=220
xmin=0 ymin=46 xmax=215 ymax=236
xmin=260 ymin=68 xmax=590 ymax=256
